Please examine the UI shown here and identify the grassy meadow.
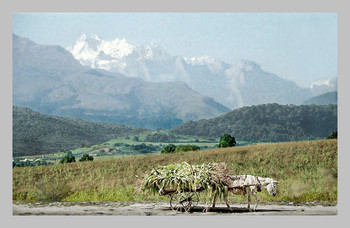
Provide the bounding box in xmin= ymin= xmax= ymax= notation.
xmin=12 ymin=139 xmax=337 ymax=204
xmin=12 ymin=132 xmax=220 ymax=165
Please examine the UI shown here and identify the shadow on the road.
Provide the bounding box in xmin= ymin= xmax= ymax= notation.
xmin=162 ymin=206 xmax=296 ymax=214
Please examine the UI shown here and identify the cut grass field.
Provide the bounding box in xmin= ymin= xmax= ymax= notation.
xmin=12 ymin=139 xmax=337 ymax=204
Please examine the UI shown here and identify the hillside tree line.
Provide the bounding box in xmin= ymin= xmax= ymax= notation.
xmin=13 ymin=106 xmax=148 ymax=157
xmin=171 ymin=104 xmax=337 ymax=142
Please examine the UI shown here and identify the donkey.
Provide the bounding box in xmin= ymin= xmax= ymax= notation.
xmin=211 ymin=175 xmax=278 ymax=212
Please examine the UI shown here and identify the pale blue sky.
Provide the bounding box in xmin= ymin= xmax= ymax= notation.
xmin=12 ymin=13 xmax=337 ymax=87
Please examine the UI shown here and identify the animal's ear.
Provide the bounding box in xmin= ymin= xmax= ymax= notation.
xmin=273 ymin=180 xmax=278 ymax=184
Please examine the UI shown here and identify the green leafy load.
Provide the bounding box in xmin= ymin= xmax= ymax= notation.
xmin=140 ymin=162 xmax=233 ymax=199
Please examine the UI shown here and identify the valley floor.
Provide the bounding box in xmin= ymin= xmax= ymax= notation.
xmin=12 ymin=201 xmax=337 ymax=216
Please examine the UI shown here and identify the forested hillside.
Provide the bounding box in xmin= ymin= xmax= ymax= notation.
xmin=13 ymin=106 xmax=148 ymax=157
xmin=171 ymin=103 xmax=337 ymax=142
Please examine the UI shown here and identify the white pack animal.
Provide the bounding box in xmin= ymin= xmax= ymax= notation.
xmin=211 ymin=175 xmax=278 ymax=212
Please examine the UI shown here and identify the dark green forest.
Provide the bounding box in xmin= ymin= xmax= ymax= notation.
xmin=171 ymin=103 xmax=337 ymax=142
xmin=13 ymin=106 xmax=148 ymax=157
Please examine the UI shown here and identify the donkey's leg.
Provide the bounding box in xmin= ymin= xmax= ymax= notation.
xmin=252 ymin=191 xmax=260 ymax=211
xmin=204 ymin=193 xmax=218 ymax=212
xmin=224 ymin=191 xmax=232 ymax=211
xmin=247 ymin=191 xmax=252 ymax=212
xmin=211 ymin=193 xmax=218 ymax=211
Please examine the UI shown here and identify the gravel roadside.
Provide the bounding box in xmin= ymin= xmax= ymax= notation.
xmin=12 ymin=201 xmax=337 ymax=216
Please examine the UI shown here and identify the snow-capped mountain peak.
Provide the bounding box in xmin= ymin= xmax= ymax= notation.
xmin=66 ymin=34 xmax=328 ymax=109
xmin=99 ymin=38 xmax=136 ymax=58
xmin=67 ymin=34 xmax=100 ymax=62
xmin=67 ymin=35 xmax=177 ymax=68
xmin=66 ymin=34 xmax=139 ymax=69
xmin=70 ymin=34 xmax=136 ymax=56
xmin=184 ymin=56 xmax=217 ymax=65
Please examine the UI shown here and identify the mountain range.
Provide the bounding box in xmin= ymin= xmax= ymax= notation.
xmin=13 ymin=34 xmax=337 ymax=130
xmin=13 ymin=34 xmax=229 ymax=129
xmin=67 ymin=34 xmax=337 ymax=109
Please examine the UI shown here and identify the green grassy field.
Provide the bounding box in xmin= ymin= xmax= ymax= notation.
xmin=12 ymin=139 xmax=337 ymax=203
xmin=13 ymin=132 xmax=221 ymax=165
xmin=13 ymin=130 xmax=266 ymax=167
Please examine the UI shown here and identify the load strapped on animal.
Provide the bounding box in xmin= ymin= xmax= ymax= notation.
xmin=141 ymin=162 xmax=231 ymax=195
xmin=139 ymin=162 xmax=236 ymax=212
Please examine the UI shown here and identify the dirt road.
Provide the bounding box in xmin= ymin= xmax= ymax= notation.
xmin=13 ymin=201 xmax=337 ymax=216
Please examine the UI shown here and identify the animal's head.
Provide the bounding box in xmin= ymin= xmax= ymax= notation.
xmin=260 ymin=177 xmax=278 ymax=197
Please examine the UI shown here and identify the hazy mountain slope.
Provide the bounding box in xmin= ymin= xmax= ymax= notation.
xmin=222 ymin=61 xmax=312 ymax=107
xmin=13 ymin=34 xmax=230 ymax=129
xmin=303 ymin=91 xmax=337 ymax=105
xmin=13 ymin=106 xmax=149 ymax=157
xmin=67 ymin=34 xmax=315 ymax=109
xmin=170 ymin=103 xmax=337 ymax=142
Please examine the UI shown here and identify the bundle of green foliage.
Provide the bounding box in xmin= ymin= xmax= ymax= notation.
xmin=60 ymin=152 xmax=76 ymax=164
xmin=79 ymin=154 xmax=94 ymax=162
xmin=140 ymin=162 xmax=230 ymax=200
xmin=218 ymin=134 xmax=236 ymax=148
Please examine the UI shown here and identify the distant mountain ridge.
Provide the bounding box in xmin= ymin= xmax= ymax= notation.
xmin=67 ymin=34 xmax=336 ymax=109
xmin=13 ymin=34 xmax=230 ymax=129
xmin=303 ymin=91 xmax=337 ymax=105
xmin=171 ymin=103 xmax=337 ymax=142
xmin=13 ymin=106 xmax=149 ymax=157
